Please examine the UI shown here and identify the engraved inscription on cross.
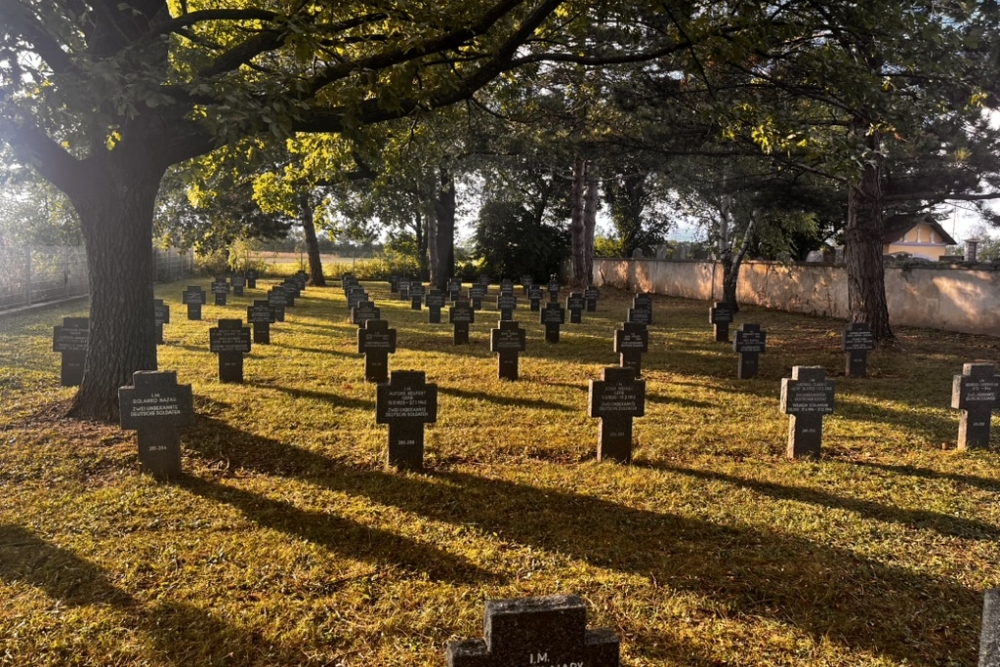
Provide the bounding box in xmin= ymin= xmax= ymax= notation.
xmin=709 ymin=301 xmax=733 ymax=342
xmin=425 ymin=289 xmax=446 ymax=323
xmin=351 ymin=300 xmax=380 ymax=328
xmin=245 ymin=268 xmax=258 ymax=289
xmin=496 ymin=293 xmax=518 ymax=321
xmin=589 ymin=367 xmax=646 ymax=463
xmin=153 ymin=299 xmax=170 ymax=345
xmin=119 ymin=370 xmax=193 ymax=479
xmin=376 ymin=370 xmax=438 ymax=470
xmin=566 ymin=292 xmax=585 ymax=324
xmin=842 ymin=322 xmax=876 ymax=377
xmin=491 ymin=320 xmax=527 ymax=380
xmin=211 ymin=276 xmax=230 ymax=306
xmin=409 ymin=283 xmax=425 ymax=310
xmin=52 ymin=317 xmax=89 ymax=386
xmin=780 ymin=366 xmax=835 ymax=458
xmin=446 ymin=594 xmax=620 ymax=667
xmin=468 ymin=284 xmax=486 ymax=310
xmin=247 ymin=300 xmax=276 ymax=344
xmin=951 ymin=362 xmax=1000 ymax=450
xmin=182 ymin=285 xmax=206 ymax=320
xmin=450 ymin=300 xmax=476 ymax=345
xmin=231 ymin=273 xmax=246 ymax=296
xmin=540 ymin=302 xmax=566 ymax=343
xmin=209 ymin=319 xmax=252 ymax=383
xmin=733 ymin=323 xmax=766 ymax=379
xmin=528 ymin=286 xmax=544 ymax=312
xmin=267 ymin=288 xmax=287 ymax=322
xmin=614 ymin=321 xmax=649 ymax=377
xmin=584 ymin=285 xmax=600 ymax=312
xmin=357 ymin=318 xmax=397 ymax=383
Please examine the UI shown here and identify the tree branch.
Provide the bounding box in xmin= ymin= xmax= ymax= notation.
xmin=0 ymin=117 xmax=83 ymax=196
xmin=0 ymin=0 xmax=74 ymax=72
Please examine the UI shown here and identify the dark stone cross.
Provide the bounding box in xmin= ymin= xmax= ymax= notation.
xmin=566 ymin=293 xmax=585 ymax=324
xmin=409 ymin=283 xmax=425 ymax=310
xmin=357 ymin=319 xmax=397 ymax=383
xmin=447 ymin=278 xmax=463 ymax=301
xmin=231 ymin=274 xmax=246 ymax=296
xmin=547 ymin=278 xmax=560 ymax=302
xmin=449 ymin=300 xmax=476 ymax=345
xmin=153 ymin=299 xmax=170 ymax=345
xmin=376 ymin=370 xmax=438 ymax=470
xmin=351 ymin=300 xmax=380 ymax=327
xmin=520 ymin=275 xmax=533 ymax=295
xmin=627 ymin=305 xmax=651 ymax=326
xmin=528 ymin=286 xmax=544 ymax=312
xmin=209 ymin=319 xmax=252 ymax=383
xmin=118 ymin=370 xmax=193 ymax=479
xmin=496 ymin=293 xmax=517 ymax=321
xmin=842 ymin=322 xmax=876 ymax=377
xmin=267 ymin=288 xmax=287 ymax=322
xmin=614 ymin=322 xmax=648 ymax=377
xmin=709 ymin=301 xmax=733 ymax=342
xmin=584 ymin=285 xmax=600 ymax=312
xmin=478 ymin=274 xmax=491 ymax=289
xmin=491 ymin=320 xmax=527 ymax=380
xmin=182 ymin=285 xmax=206 ymax=320
xmin=733 ymin=323 xmax=766 ymax=379
xmin=589 ymin=367 xmax=646 ymax=463
xmin=630 ymin=293 xmax=653 ymax=325
xmin=469 ymin=285 xmax=486 ymax=310
xmin=981 ymin=588 xmax=1000 ymax=667
xmin=389 ymin=274 xmax=400 ymax=293
xmin=425 ymin=290 xmax=446 ymax=323
xmin=245 ymin=269 xmax=258 ymax=289
xmin=951 ymin=363 xmax=1000 ymax=450
xmin=52 ymin=317 xmax=88 ymax=386
xmin=293 ymin=270 xmax=308 ymax=289
xmin=347 ymin=286 xmax=368 ymax=310
xmin=500 ymin=278 xmax=514 ymax=294
xmin=540 ymin=302 xmax=566 ymax=343
xmin=280 ymin=280 xmax=299 ymax=307
xmin=780 ymin=366 xmax=835 ymax=458
xmin=446 ymin=594 xmax=620 ymax=667
xmin=247 ymin=300 xmax=276 ymax=344
xmin=398 ymin=279 xmax=411 ymax=300
xmin=211 ymin=276 xmax=230 ymax=306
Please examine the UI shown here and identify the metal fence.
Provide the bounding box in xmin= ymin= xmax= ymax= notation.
xmin=0 ymin=246 xmax=193 ymax=312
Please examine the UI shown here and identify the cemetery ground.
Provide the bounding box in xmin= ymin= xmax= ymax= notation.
xmin=1 ymin=278 xmax=998 ymax=667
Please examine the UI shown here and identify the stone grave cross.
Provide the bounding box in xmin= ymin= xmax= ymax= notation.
xmin=951 ymin=362 xmax=1000 ymax=450
xmin=528 ymin=286 xmax=544 ymax=312
xmin=119 ymin=370 xmax=193 ymax=479
xmin=733 ymin=323 xmax=766 ymax=379
xmin=540 ymin=301 xmax=566 ymax=343
xmin=584 ymin=285 xmax=600 ymax=312
xmin=231 ymin=273 xmax=246 ymax=296
xmin=566 ymin=292 xmax=586 ymax=324
xmin=52 ymin=316 xmax=89 ymax=386
xmin=247 ymin=300 xmax=276 ymax=344
xmin=153 ymin=298 xmax=170 ymax=345
xmin=588 ymin=367 xmax=646 ymax=463
xmin=182 ymin=285 xmax=206 ymax=320
xmin=446 ymin=594 xmax=620 ymax=667
xmin=842 ymin=322 xmax=877 ymax=377
xmin=351 ymin=300 xmax=380 ymax=328
xmin=709 ymin=301 xmax=733 ymax=342
xmin=426 ymin=289 xmax=446 ymax=323
xmin=376 ymin=370 xmax=438 ymax=470
xmin=490 ymin=320 xmax=527 ymax=380
xmin=496 ymin=293 xmax=517 ymax=321
xmin=614 ymin=321 xmax=648 ymax=376
xmin=211 ymin=276 xmax=230 ymax=306
xmin=267 ymin=288 xmax=287 ymax=322
xmin=450 ymin=300 xmax=475 ymax=344
xmin=357 ymin=318 xmax=397 ymax=383
xmin=209 ymin=319 xmax=252 ymax=383
xmin=780 ymin=366 xmax=835 ymax=458
xmin=981 ymin=588 xmax=1000 ymax=667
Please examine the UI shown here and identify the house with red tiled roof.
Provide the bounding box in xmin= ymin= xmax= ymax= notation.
xmin=883 ymin=214 xmax=956 ymax=261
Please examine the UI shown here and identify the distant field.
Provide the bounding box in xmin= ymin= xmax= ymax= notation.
xmin=252 ymin=251 xmax=370 ymax=265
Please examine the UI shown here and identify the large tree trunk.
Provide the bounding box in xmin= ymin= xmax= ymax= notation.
xmin=427 ymin=203 xmax=439 ymax=285
xmin=845 ymin=131 xmax=893 ymax=342
xmin=569 ymin=158 xmax=587 ymax=287
xmin=583 ymin=167 xmax=598 ymax=286
xmin=299 ymin=191 xmax=326 ymax=286
xmin=67 ymin=154 xmax=164 ymax=422
xmin=432 ymin=167 xmax=455 ymax=289
xmin=721 ymin=211 xmax=757 ymax=314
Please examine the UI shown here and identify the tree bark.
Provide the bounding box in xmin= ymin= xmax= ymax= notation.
xmin=299 ymin=190 xmax=326 ymax=286
xmin=432 ymin=167 xmax=455 ymax=289
xmin=721 ymin=211 xmax=757 ymax=314
xmin=66 ymin=153 xmax=165 ymax=422
xmin=845 ymin=131 xmax=894 ymax=342
xmin=569 ymin=158 xmax=587 ymax=287
xmin=583 ymin=166 xmax=598 ymax=286
xmin=427 ymin=200 xmax=439 ymax=284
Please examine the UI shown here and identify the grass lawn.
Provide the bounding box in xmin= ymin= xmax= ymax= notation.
xmin=0 ymin=278 xmax=997 ymax=667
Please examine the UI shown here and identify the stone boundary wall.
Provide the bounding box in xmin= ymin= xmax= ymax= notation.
xmin=593 ymin=258 xmax=1000 ymax=336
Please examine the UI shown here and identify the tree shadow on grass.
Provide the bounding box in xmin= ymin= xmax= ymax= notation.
xmin=183 ymin=418 xmax=494 ymax=585
xmin=0 ymin=524 xmax=295 ymax=666
xmin=183 ymin=418 xmax=981 ymax=665
xmin=852 ymin=460 xmax=1000 ymax=494
xmin=438 ymin=385 xmax=577 ymax=413
xmin=646 ymin=464 xmax=1000 ymax=541
xmin=258 ymin=384 xmax=375 ymax=411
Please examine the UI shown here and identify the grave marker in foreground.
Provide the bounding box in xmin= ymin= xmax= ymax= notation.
xmin=119 ymin=370 xmax=193 ymax=479
xmin=780 ymin=366 xmax=835 ymax=458
xmin=446 ymin=594 xmax=619 ymax=667
xmin=733 ymin=323 xmax=766 ymax=379
xmin=357 ymin=319 xmax=397 ymax=383
xmin=490 ymin=320 xmax=527 ymax=380
xmin=981 ymin=588 xmax=1000 ymax=667
xmin=52 ymin=317 xmax=89 ymax=386
xmin=209 ymin=319 xmax=252 ymax=383
xmin=376 ymin=370 xmax=438 ymax=470
xmin=951 ymin=363 xmax=1000 ymax=450
xmin=842 ymin=322 xmax=877 ymax=377
xmin=589 ymin=367 xmax=646 ymax=463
